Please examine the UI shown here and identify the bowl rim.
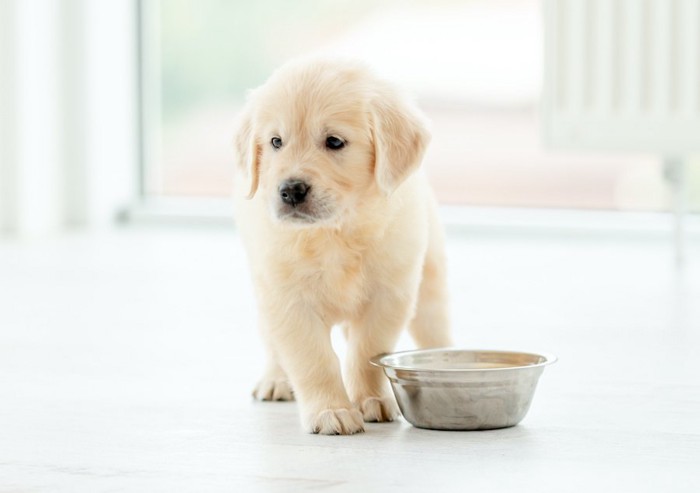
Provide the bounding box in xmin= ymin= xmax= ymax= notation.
xmin=370 ymin=348 xmax=558 ymax=373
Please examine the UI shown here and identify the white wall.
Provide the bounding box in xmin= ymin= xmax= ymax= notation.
xmin=0 ymin=0 xmax=19 ymax=235
xmin=0 ymin=0 xmax=138 ymax=238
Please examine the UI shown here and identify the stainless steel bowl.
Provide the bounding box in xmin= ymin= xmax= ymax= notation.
xmin=371 ymin=349 xmax=557 ymax=431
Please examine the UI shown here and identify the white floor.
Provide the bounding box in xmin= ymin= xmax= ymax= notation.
xmin=1 ymin=218 xmax=699 ymax=492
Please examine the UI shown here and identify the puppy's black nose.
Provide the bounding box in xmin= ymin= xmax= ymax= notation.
xmin=279 ymin=179 xmax=310 ymax=206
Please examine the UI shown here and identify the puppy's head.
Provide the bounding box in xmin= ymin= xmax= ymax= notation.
xmin=235 ymin=59 xmax=430 ymax=227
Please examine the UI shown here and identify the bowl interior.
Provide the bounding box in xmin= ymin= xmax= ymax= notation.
xmin=374 ymin=349 xmax=555 ymax=372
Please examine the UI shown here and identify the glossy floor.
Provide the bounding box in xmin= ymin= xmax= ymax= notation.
xmin=1 ymin=219 xmax=699 ymax=492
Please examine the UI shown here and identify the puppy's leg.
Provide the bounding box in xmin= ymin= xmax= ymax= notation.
xmin=253 ymin=326 xmax=294 ymax=401
xmin=345 ymin=292 xmax=410 ymax=422
xmin=409 ymin=208 xmax=452 ymax=348
xmin=265 ymin=303 xmax=364 ymax=435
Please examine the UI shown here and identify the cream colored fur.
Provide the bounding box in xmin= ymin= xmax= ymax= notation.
xmin=233 ymin=59 xmax=451 ymax=435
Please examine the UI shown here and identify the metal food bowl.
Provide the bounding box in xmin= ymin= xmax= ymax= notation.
xmin=371 ymin=349 xmax=557 ymax=431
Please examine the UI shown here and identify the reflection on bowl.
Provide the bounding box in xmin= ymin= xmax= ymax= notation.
xmin=371 ymin=349 xmax=557 ymax=431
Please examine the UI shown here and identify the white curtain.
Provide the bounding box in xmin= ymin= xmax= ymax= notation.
xmin=0 ymin=0 xmax=138 ymax=238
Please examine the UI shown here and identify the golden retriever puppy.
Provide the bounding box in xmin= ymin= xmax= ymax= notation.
xmin=233 ymin=58 xmax=451 ymax=435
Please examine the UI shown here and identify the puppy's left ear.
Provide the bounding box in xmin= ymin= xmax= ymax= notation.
xmin=370 ymin=89 xmax=431 ymax=194
xmin=234 ymin=105 xmax=261 ymax=199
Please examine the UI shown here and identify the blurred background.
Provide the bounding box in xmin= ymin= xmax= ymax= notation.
xmin=1 ymin=0 xmax=699 ymax=237
xmin=149 ymin=0 xmax=700 ymax=212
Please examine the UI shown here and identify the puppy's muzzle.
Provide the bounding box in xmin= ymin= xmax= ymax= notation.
xmin=279 ymin=179 xmax=310 ymax=207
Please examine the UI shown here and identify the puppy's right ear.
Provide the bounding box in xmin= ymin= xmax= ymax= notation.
xmin=234 ymin=107 xmax=260 ymax=199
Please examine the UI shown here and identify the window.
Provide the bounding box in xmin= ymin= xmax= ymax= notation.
xmin=140 ymin=0 xmax=699 ymax=212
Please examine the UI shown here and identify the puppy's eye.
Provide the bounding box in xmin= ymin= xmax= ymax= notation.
xmin=271 ymin=137 xmax=283 ymax=149
xmin=325 ymin=136 xmax=345 ymax=150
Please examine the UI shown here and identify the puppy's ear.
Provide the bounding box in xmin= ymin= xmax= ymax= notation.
xmin=370 ymin=89 xmax=431 ymax=194
xmin=234 ymin=106 xmax=261 ymax=199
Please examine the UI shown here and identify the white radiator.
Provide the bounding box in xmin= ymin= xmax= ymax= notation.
xmin=543 ymin=0 xmax=700 ymax=154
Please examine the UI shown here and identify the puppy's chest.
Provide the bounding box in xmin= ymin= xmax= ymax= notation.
xmin=292 ymin=240 xmax=372 ymax=312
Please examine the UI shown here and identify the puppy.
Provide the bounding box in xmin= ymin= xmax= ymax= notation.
xmin=233 ymin=59 xmax=451 ymax=435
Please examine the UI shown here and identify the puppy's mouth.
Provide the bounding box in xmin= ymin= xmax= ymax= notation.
xmin=274 ymin=197 xmax=335 ymax=225
xmin=277 ymin=208 xmax=324 ymax=224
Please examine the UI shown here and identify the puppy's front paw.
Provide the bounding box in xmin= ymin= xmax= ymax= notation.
xmin=252 ymin=377 xmax=294 ymax=401
xmin=306 ymin=408 xmax=365 ymax=435
xmin=358 ymin=396 xmax=400 ymax=422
